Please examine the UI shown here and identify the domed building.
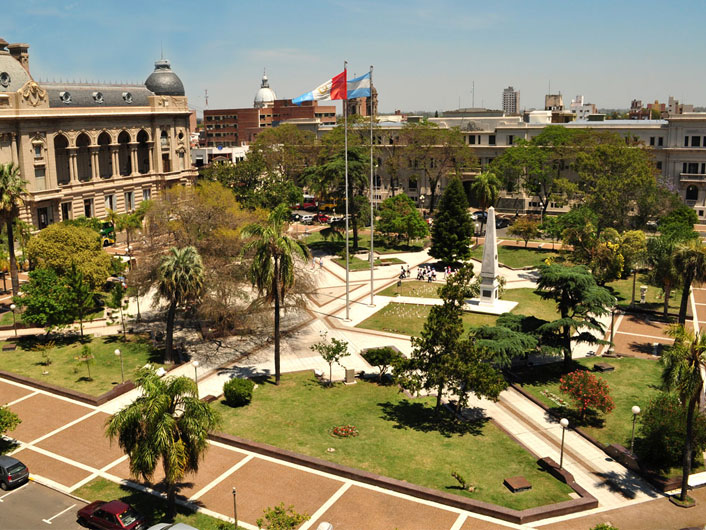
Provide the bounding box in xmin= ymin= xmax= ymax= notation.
xmin=253 ymin=72 xmax=276 ymax=108
xmin=0 ymin=37 xmax=196 ymax=230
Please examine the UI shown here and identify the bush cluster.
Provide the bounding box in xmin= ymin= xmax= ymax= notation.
xmin=223 ymin=378 xmax=255 ymax=407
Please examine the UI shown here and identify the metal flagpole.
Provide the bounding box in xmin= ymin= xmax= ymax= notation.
xmin=344 ymin=60 xmax=350 ymax=321
xmin=369 ymin=65 xmax=375 ymax=307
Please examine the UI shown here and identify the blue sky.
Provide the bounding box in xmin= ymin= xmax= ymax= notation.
xmin=3 ymin=0 xmax=705 ymax=114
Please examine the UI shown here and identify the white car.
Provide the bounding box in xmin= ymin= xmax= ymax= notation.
xmin=300 ymin=214 xmax=315 ymax=224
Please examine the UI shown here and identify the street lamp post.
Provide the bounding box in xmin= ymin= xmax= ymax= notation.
xmin=609 ymin=308 xmax=616 ymax=354
xmin=630 ymin=405 xmax=641 ymax=454
xmin=193 ymin=360 xmax=200 ymax=398
xmin=10 ymin=303 xmax=17 ymax=337
xmin=559 ymin=418 xmax=569 ymax=469
xmin=232 ymin=487 xmax=237 ymax=529
xmin=114 ymin=348 xmax=124 ymax=384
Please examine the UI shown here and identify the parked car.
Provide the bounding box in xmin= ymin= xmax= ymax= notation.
xmin=147 ymin=523 xmax=199 ymax=530
xmin=77 ymin=500 xmax=146 ymax=530
xmin=318 ymin=201 xmax=338 ymax=211
xmin=0 ymin=455 xmax=29 ymax=490
xmin=300 ymin=214 xmax=315 ymax=225
xmin=290 ymin=212 xmax=301 ymax=222
xmin=472 ymin=211 xmax=487 ymax=221
xmin=496 ymin=217 xmax=511 ymax=229
xmin=314 ymin=213 xmax=330 ymax=223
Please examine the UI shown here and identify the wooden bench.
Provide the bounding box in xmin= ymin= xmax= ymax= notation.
xmin=594 ymin=362 xmax=615 ymax=372
xmin=504 ymin=476 xmax=532 ymax=492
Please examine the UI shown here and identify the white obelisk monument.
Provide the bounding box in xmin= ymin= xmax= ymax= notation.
xmin=466 ymin=206 xmax=517 ymax=314
xmin=479 ymin=207 xmax=500 ymax=305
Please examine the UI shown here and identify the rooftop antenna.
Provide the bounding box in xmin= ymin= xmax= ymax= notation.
xmin=160 ymin=41 xmax=164 ymax=60
xmin=205 ymin=89 xmax=208 ymax=108
xmin=472 ymin=80 xmax=474 ymax=108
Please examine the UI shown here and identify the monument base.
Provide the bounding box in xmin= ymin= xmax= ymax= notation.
xmin=464 ymin=298 xmax=519 ymax=315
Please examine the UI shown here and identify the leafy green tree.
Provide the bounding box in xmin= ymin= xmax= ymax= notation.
xmin=242 ymin=204 xmax=310 ymax=384
xmin=470 ymin=324 xmax=538 ymax=367
xmin=26 ymin=223 xmax=113 ymax=289
xmin=108 ymin=281 xmax=127 ymax=339
xmin=376 ymin=194 xmax=428 ymax=245
xmin=361 ymin=346 xmax=404 ymax=381
xmin=619 ymin=230 xmax=648 ymax=276
xmin=65 ymin=262 xmax=95 ymax=337
xmin=556 ymin=206 xmax=599 ymax=263
xmin=536 ymin=264 xmax=614 ymax=366
xmin=0 ymin=163 xmax=28 ymax=295
xmin=156 ymin=247 xmax=205 ymax=363
xmin=469 ymin=171 xmax=501 ymax=233
xmin=310 ymin=333 xmax=350 ymax=385
xmin=647 ymin=234 xmax=683 ymax=318
xmin=491 ymin=126 xmax=577 ymax=219
xmin=662 ymin=324 xmax=706 ymax=503
xmin=0 ymin=406 xmax=20 ymax=439
xmin=256 ymin=503 xmax=309 ymax=530
xmin=77 ymin=345 xmax=94 ymax=381
xmin=106 ymin=368 xmax=219 ymax=517
xmin=508 ymin=216 xmax=541 ymax=248
xmin=589 ymin=228 xmax=624 ymax=285
xmin=430 ymin=177 xmax=473 ymax=264
xmin=15 ymin=268 xmax=73 ymax=332
xmin=540 ymin=216 xmax=563 ymax=250
xmin=674 ymin=239 xmax=706 ymax=324
xmin=448 ymin=338 xmax=507 ymax=412
xmin=659 ymin=204 xmax=698 ymax=240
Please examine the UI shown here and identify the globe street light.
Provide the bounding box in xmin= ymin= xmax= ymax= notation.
xmin=631 ymin=405 xmax=641 ymax=454
xmin=114 ymin=348 xmax=124 ymax=384
xmin=559 ymin=417 xmax=569 ymax=469
xmin=192 ymin=360 xmax=200 ymax=398
xmin=10 ymin=303 xmax=17 ymax=337
xmin=232 ymin=486 xmax=237 ymax=529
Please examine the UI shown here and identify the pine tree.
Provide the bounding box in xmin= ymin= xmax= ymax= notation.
xmin=430 ymin=177 xmax=472 ymax=264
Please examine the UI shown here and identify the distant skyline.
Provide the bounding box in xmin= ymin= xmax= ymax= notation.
xmin=3 ymin=0 xmax=705 ymax=115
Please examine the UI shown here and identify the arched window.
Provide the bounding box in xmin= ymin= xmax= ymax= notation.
xmin=686 ymin=185 xmax=699 ymax=201
xmin=118 ymin=131 xmax=131 ymax=176
xmin=53 ymin=134 xmax=70 ymax=185
xmin=76 ymin=133 xmax=92 ymax=181
xmin=97 ymin=132 xmax=112 ymax=178
xmin=137 ymin=130 xmax=150 ymax=174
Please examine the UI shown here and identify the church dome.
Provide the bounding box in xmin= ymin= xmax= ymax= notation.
xmin=254 ymin=72 xmax=276 ymax=108
xmin=145 ymin=59 xmax=185 ymax=96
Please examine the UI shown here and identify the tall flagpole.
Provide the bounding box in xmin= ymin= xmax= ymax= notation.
xmin=369 ymin=65 xmax=375 ymax=307
xmin=344 ymin=60 xmax=350 ymax=321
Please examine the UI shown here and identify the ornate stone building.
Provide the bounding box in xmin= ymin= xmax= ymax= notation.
xmin=0 ymin=38 xmax=196 ymax=229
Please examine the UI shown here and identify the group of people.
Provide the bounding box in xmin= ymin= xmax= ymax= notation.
xmin=416 ymin=265 xmax=437 ymax=282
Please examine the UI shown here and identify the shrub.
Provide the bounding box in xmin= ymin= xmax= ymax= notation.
xmin=635 ymin=392 xmax=706 ymax=471
xmin=590 ymin=524 xmax=619 ymax=530
xmin=559 ymin=370 xmax=614 ymax=420
xmin=223 ymin=378 xmax=255 ymax=407
xmin=256 ymin=503 xmax=309 ymax=529
xmin=361 ymin=346 xmax=404 ymax=381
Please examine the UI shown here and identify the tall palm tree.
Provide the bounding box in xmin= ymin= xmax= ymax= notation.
xmin=469 ymin=171 xmax=501 ymax=234
xmin=106 ymin=368 xmax=219 ymax=518
xmin=242 ymin=203 xmax=310 ymax=384
xmin=0 ymin=163 xmax=28 ymax=295
xmin=157 ymin=246 xmax=204 ymax=363
xmin=674 ymin=239 xmax=706 ymax=324
xmin=647 ymin=235 xmax=682 ymax=318
xmin=663 ymin=324 xmax=706 ymax=503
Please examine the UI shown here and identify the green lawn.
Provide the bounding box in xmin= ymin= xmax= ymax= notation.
xmin=378 ymin=280 xmax=441 ymax=298
xmin=471 ymin=245 xmax=561 ymax=269
xmin=0 ymin=334 xmax=162 ymax=396
xmin=213 ymin=372 xmax=573 ymax=510
xmin=0 ymin=296 xmax=107 ymax=328
xmin=357 ymin=288 xmax=559 ymax=336
xmin=333 ymin=256 xmax=404 ymax=271
xmin=304 ymin=231 xmax=427 ymax=255
xmin=74 ymin=478 xmax=232 ymax=530
xmin=513 ymin=357 xmax=662 ymax=447
xmin=606 ymin=274 xmax=684 ymax=315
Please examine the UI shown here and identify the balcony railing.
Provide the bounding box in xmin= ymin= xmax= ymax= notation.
xmin=680 ymin=173 xmax=706 ymax=182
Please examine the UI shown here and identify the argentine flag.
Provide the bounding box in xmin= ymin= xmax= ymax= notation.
xmin=347 ymin=72 xmax=371 ymax=99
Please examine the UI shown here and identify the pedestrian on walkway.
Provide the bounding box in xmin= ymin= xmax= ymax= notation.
xmin=319 ymin=257 xmax=324 ymax=270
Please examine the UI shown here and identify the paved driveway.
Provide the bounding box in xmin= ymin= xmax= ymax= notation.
xmin=0 ymin=480 xmax=86 ymax=530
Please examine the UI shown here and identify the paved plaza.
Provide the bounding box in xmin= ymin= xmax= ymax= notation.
xmin=1 ymin=243 xmax=704 ymax=529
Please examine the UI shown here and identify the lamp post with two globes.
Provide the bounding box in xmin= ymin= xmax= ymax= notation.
xmin=559 ymin=418 xmax=569 ymax=469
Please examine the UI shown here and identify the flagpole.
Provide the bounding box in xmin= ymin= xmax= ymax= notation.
xmin=369 ymin=65 xmax=375 ymax=307
xmin=344 ymin=60 xmax=350 ymax=321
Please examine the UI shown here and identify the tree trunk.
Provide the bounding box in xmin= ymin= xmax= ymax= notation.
xmin=678 ymin=275 xmax=693 ymax=325
xmin=435 ymin=381 xmax=444 ymax=412
xmin=165 ymin=301 xmax=177 ymax=363
xmin=429 ymin=178 xmax=438 ymax=213
xmin=664 ymin=286 xmax=671 ymax=319
xmin=6 ymin=218 xmax=19 ymax=296
xmin=273 ymin=258 xmax=281 ymax=385
xmin=680 ymin=397 xmax=697 ymax=502
xmin=329 ymin=362 xmax=333 ymax=386
xmin=562 ymin=323 xmax=572 ymax=366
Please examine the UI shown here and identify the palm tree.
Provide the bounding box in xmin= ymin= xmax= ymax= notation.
xmin=106 ymin=368 xmax=219 ymax=518
xmin=674 ymin=239 xmax=706 ymax=325
xmin=647 ymin=235 xmax=682 ymax=318
xmin=0 ymin=163 xmax=28 ymax=295
xmin=242 ymin=203 xmax=310 ymax=384
xmin=469 ymin=171 xmax=501 ymax=234
xmin=663 ymin=324 xmax=706 ymax=503
xmin=157 ymin=247 xmax=204 ymax=363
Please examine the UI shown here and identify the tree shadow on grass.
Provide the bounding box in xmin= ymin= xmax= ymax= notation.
xmin=111 ymin=482 xmax=203 ymax=524
xmin=545 ymin=406 xmax=606 ymax=430
xmin=378 ymin=400 xmax=488 ymax=438
xmin=512 ymin=360 xmax=586 ymax=387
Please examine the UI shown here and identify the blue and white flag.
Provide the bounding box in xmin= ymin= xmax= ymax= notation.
xmin=347 ymin=72 xmax=371 ymax=99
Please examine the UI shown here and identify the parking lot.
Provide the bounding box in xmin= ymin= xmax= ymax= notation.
xmin=0 ymin=480 xmax=86 ymax=530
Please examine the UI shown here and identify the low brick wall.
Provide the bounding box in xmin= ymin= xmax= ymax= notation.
xmin=208 ymin=432 xmax=598 ymax=524
xmin=0 ymin=369 xmax=135 ymax=406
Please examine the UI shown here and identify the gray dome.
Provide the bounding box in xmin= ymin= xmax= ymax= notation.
xmin=0 ymin=40 xmax=33 ymax=93
xmin=145 ymin=59 xmax=185 ymax=96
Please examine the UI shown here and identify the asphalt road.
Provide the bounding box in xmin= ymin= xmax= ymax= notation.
xmin=0 ymin=480 xmax=86 ymax=530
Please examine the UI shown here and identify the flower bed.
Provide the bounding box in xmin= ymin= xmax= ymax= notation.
xmin=331 ymin=424 xmax=359 ymax=438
